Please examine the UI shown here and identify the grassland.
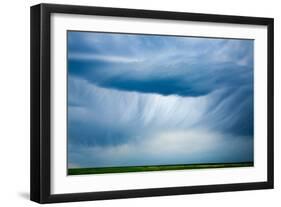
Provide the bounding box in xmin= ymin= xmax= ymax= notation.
xmin=68 ymin=162 xmax=253 ymax=175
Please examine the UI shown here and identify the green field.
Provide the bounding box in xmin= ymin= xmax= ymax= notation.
xmin=68 ymin=162 xmax=253 ymax=175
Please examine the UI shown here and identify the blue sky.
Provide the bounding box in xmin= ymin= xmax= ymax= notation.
xmin=67 ymin=31 xmax=254 ymax=168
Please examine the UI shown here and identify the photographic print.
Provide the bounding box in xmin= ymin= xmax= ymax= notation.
xmin=67 ymin=31 xmax=254 ymax=175
xmin=31 ymin=4 xmax=273 ymax=203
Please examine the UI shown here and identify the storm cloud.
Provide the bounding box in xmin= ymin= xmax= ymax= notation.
xmin=67 ymin=31 xmax=254 ymax=168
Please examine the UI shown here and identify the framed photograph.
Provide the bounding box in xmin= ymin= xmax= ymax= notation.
xmin=30 ymin=3 xmax=274 ymax=203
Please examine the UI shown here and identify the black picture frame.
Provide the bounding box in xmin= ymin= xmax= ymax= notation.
xmin=30 ymin=3 xmax=274 ymax=204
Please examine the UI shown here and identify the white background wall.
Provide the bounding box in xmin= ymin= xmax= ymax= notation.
xmin=0 ymin=0 xmax=279 ymax=206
